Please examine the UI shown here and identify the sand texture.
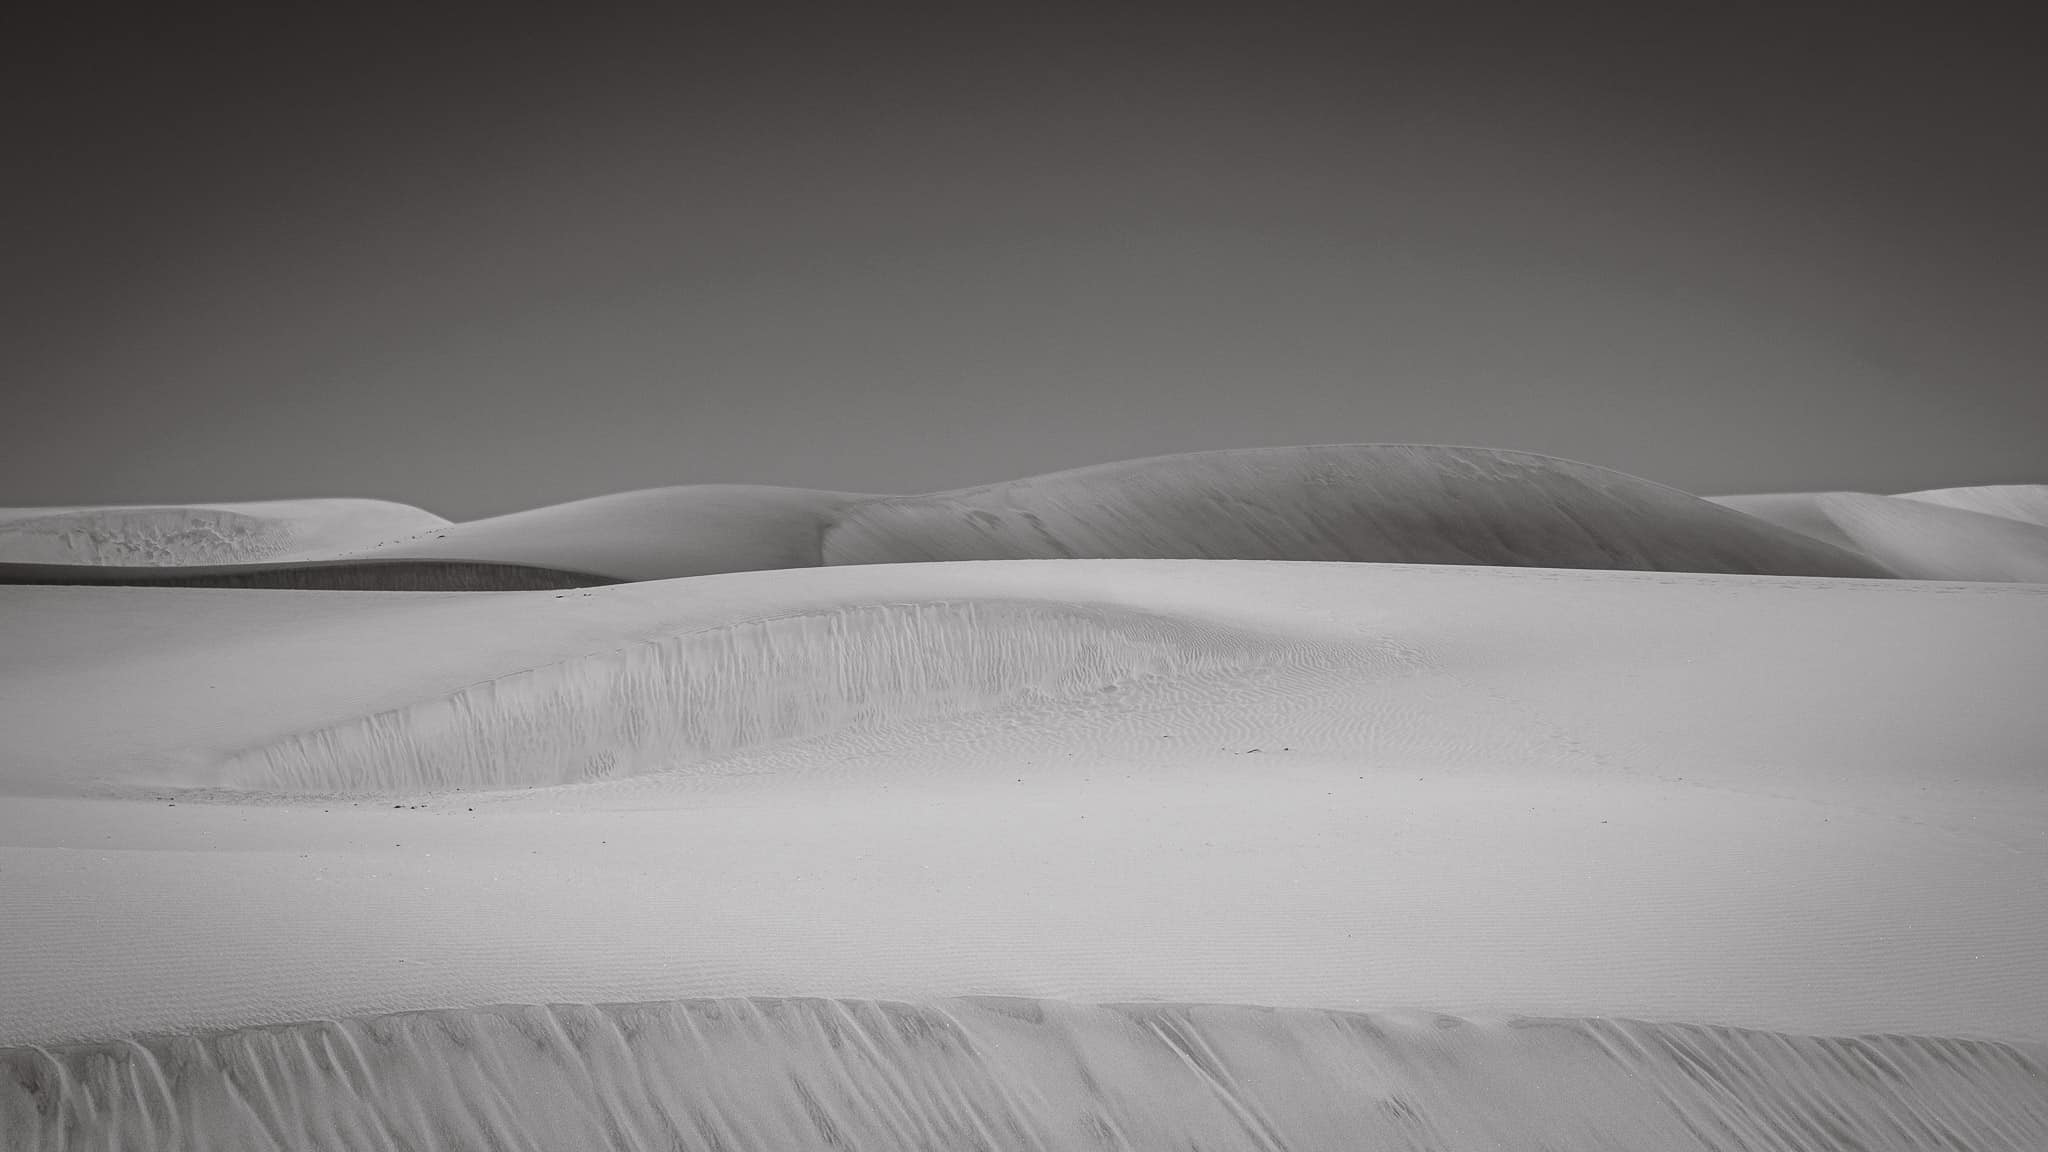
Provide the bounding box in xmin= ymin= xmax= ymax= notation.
xmin=1 ymin=445 xmax=1890 ymax=588
xmin=3 ymin=448 xmax=2042 ymax=1147
xmin=8 ymin=997 xmax=2046 ymax=1152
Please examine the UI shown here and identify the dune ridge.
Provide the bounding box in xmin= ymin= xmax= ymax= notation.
xmin=214 ymin=599 xmax=1307 ymax=794
xmin=1713 ymin=491 xmax=2048 ymax=582
xmin=825 ymin=445 xmax=1889 ymax=578
xmin=1898 ymin=485 xmax=2048 ymax=529
xmin=7 ymin=996 xmax=2045 ymax=1152
xmin=1 ymin=445 xmax=1895 ymax=587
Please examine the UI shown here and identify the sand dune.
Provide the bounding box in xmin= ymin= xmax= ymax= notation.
xmin=1707 ymin=491 xmax=1867 ymax=554
xmin=9 ymin=996 xmax=2045 ymax=1152
xmin=3 ymin=446 xmax=1891 ymax=588
xmin=3 ymin=473 xmax=2042 ymax=1144
xmin=1898 ymin=484 xmax=2048 ymax=530
xmin=0 ymin=499 xmax=445 ymax=566
xmin=1714 ymin=491 xmax=2048 ymax=582
xmin=826 ymin=445 xmax=1888 ymax=577
xmin=3 ymin=562 xmax=2043 ymax=1064
xmin=332 ymin=484 xmax=864 ymax=580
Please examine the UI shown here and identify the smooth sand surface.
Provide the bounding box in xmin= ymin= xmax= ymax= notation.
xmin=1900 ymin=484 xmax=2048 ymax=530
xmin=1715 ymin=491 xmax=2048 ymax=582
xmin=3 ymin=563 xmax=2043 ymax=1055
xmin=2 ymin=446 xmax=1889 ymax=587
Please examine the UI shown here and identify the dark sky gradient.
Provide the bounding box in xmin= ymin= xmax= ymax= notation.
xmin=8 ymin=5 xmax=2042 ymax=518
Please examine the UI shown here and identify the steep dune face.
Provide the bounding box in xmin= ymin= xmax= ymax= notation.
xmin=340 ymin=485 xmax=863 ymax=580
xmin=1898 ymin=484 xmax=2048 ymax=530
xmin=1712 ymin=491 xmax=2048 ymax=582
xmin=825 ymin=446 xmax=1891 ymax=577
xmin=0 ymin=499 xmax=447 ymax=566
xmin=9 ymin=997 xmax=2045 ymax=1152
xmin=1706 ymin=492 xmax=1869 ymax=555
xmin=1819 ymin=494 xmax=2048 ymax=583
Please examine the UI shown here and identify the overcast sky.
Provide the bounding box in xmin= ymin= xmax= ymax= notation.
xmin=8 ymin=4 xmax=2041 ymax=518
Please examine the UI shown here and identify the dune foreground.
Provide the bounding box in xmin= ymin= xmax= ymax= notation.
xmin=2 ymin=554 xmax=2045 ymax=1148
xmin=9 ymin=998 xmax=2047 ymax=1152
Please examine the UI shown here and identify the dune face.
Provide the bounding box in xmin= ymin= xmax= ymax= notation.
xmin=1898 ymin=484 xmax=2048 ymax=530
xmin=336 ymin=484 xmax=863 ymax=580
xmin=2 ymin=446 xmax=1900 ymax=588
xmin=830 ymin=445 xmax=1892 ymax=576
xmin=9 ymin=997 xmax=2046 ymax=1152
xmin=1712 ymin=490 xmax=2048 ymax=582
xmin=0 ymin=499 xmax=447 ymax=566
xmin=4 ymin=450 xmax=2044 ymax=1147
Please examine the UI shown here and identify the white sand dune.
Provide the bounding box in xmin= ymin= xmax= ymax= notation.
xmin=333 ymin=484 xmax=865 ymax=580
xmin=1899 ymin=484 xmax=2048 ymax=530
xmin=0 ymin=499 xmax=447 ymax=566
xmin=2 ymin=446 xmax=1889 ymax=587
xmin=1713 ymin=491 xmax=2048 ymax=582
xmin=824 ymin=445 xmax=1888 ymax=577
xmin=10 ymin=997 xmax=2046 ymax=1152
xmin=2 ymin=562 xmax=2043 ymax=1070
xmin=1707 ymin=491 xmax=1867 ymax=554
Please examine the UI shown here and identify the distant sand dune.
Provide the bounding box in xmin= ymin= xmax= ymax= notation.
xmin=1898 ymin=484 xmax=2048 ymax=529
xmin=2 ymin=446 xmax=1893 ymax=587
xmin=0 ymin=499 xmax=446 ymax=567
xmin=7 ymin=996 xmax=2044 ymax=1152
xmin=0 ymin=557 xmax=619 ymax=591
xmin=825 ymin=445 xmax=1887 ymax=578
xmin=1713 ymin=491 xmax=2048 ymax=582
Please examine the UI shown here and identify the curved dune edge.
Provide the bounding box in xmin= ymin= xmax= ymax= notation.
xmin=1898 ymin=485 xmax=2048 ymax=530
xmin=213 ymin=599 xmax=1311 ymax=794
xmin=7 ymin=996 xmax=2045 ymax=1152
xmin=0 ymin=557 xmax=622 ymax=591
xmin=824 ymin=444 xmax=1889 ymax=579
xmin=7 ymin=445 xmax=1896 ymax=587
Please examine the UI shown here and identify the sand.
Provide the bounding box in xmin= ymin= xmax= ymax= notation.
xmin=1 ymin=445 xmax=1888 ymax=588
xmin=2 ymin=442 xmax=2042 ymax=1147
xmin=1712 ymin=490 xmax=2048 ymax=582
xmin=2 ymin=555 xmax=2045 ymax=1148
xmin=0 ymin=499 xmax=446 ymax=567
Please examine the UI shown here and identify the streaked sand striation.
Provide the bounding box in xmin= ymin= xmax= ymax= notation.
xmin=6 ymin=997 xmax=2044 ymax=1152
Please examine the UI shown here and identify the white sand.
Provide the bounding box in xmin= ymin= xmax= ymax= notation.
xmin=1900 ymin=484 xmax=2048 ymax=530
xmin=2 ymin=561 xmax=2043 ymax=1057
xmin=1714 ymin=490 xmax=2048 ymax=582
xmin=0 ymin=499 xmax=447 ymax=566
xmin=7 ymin=446 xmax=1889 ymax=584
xmin=4 ymin=450 xmax=2044 ymax=1146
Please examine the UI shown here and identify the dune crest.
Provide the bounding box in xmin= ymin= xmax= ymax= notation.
xmin=1897 ymin=484 xmax=2048 ymax=530
xmin=4 ymin=445 xmax=1897 ymax=587
xmin=826 ymin=445 xmax=1889 ymax=578
xmin=8 ymin=996 xmax=2045 ymax=1152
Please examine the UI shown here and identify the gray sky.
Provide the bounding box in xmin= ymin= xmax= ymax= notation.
xmin=8 ymin=5 xmax=2042 ymax=519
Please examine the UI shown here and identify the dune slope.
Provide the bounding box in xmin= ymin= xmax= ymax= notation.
xmin=8 ymin=997 xmax=2045 ymax=1152
xmin=826 ymin=445 xmax=1889 ymax=577
xmin=335 ymin=484 xmax=863 ymax=580
xmin=1898 ymin=484 xmax=2048 ymax=530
